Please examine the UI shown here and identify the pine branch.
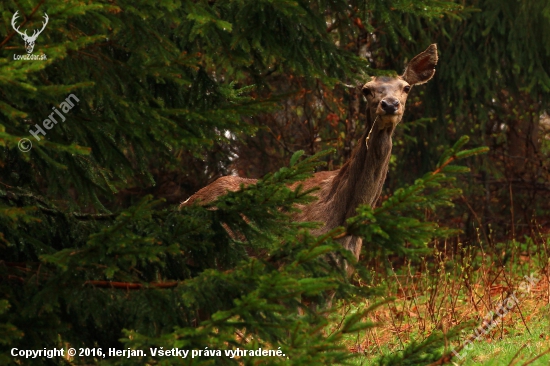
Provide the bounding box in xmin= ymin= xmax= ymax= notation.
xmin=431 ymin=156 xmax=456 ymax=176
xmin=0 ymin=190 xmax=146 ymax=220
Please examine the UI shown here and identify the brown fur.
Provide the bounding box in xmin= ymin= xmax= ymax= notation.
xmin=180 ymin=176 xmax=258 ymax=206
xmin=180 ymin=44 xmax=439 ymax=276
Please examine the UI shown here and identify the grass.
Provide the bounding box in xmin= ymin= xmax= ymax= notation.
xmin=328 ymin=232 xmax=550 ymax=365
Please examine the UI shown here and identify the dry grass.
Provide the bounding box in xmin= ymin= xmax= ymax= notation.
xmin=329 ymin=231 xmax=550 ymax=365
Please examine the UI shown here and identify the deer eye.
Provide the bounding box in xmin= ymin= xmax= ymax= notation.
xmin=403 ymin=85 xmax=411 ymax=93
xmin=362 ymin=87 xmax=373 ymax=97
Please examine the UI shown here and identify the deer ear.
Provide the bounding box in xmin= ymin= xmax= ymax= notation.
xmin=402 ymin=44 xmax=438 ymax=85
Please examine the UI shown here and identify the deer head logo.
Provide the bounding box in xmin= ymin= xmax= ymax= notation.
xmin=11 ymin=11 xmax=49 ymax=54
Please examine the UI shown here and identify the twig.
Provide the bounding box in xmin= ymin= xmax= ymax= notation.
xmin=365 ymin=116 xmax=378 ymax=150
xmin=431 ymin=156 xmax=456 ymax=176
xmin=520 ymin=347 xmax=550 ymax=366
xmin=84 ymin=281 xmax=179 ymax=290
xmin=509 ymin=182 xmax=516 ymax=239
xmin=507 ymin=342 xmax=528 ymax=366
xmin=1 ymin=190 xmax=119 ymax=220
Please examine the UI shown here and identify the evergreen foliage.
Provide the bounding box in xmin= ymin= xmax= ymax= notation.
xmin=349 ymin=136 xmax=489 ymax=260
xmin=0 ymin=142 xmax=486 ymax=366
xmin=0 ymin=0 xmax=526 ymax=364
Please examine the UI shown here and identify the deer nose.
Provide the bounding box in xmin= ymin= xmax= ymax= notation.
xmin=380 ymin=98 xmax=400 ymax=114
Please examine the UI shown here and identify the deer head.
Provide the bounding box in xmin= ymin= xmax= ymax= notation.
xmin=361 ymin=44 xmax=438 ymax=130
xmin=11 ymin=11 xmax=49 ymax=54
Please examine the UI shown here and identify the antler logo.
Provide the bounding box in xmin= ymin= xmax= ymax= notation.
xmin=11 ymin=11 xmax=49 ymax=54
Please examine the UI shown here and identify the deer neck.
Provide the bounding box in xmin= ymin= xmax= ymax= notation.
xmin=326 ymin=109 xmax=395 ymax=224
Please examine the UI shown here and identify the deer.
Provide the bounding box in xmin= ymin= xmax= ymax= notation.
xmin=181 ymin=44 xmax=438 ymax=282
xmin=11 ymin=11 xmax=49 ymax=54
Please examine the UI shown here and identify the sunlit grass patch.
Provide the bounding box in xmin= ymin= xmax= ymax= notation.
xmin=329 ymin=234 xmax=550 ymax=365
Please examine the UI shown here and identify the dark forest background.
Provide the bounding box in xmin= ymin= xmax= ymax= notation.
xmin=0 ymin=0 xmax=549 ymax=364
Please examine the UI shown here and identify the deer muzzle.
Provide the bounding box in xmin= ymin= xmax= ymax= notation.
xmin=376 ymin=98 xmax=403 ymax=128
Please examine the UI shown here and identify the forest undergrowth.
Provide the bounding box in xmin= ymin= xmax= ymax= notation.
xmin=330 ymin=226 xmax=550 ymax=365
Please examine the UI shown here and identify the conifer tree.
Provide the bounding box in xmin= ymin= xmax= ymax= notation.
xmin=0 ymin=0 xmax=491 ymax=365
